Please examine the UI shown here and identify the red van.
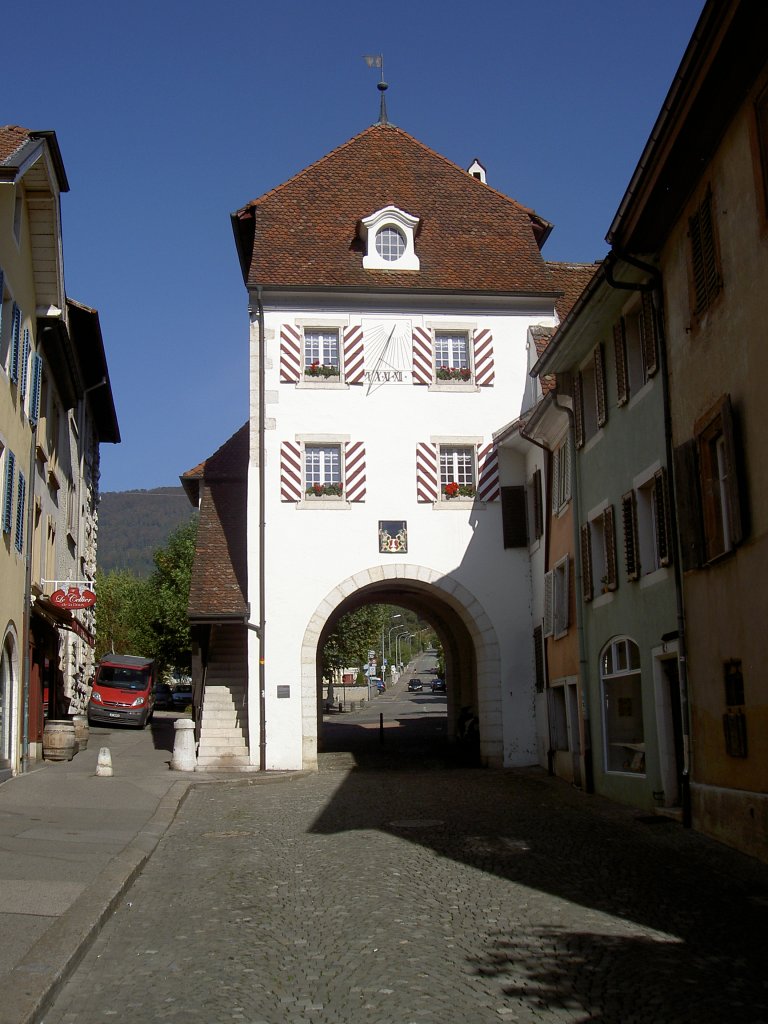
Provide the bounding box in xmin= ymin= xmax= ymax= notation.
xmin=87 ymin=654 xmax=156 ymax=729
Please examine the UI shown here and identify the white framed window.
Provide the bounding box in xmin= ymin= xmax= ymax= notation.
xmin=361 ymin=206 xmax=420 ymax=271
xmin=305 ymin=443 xmax=343 ymax=497
xmin=375 ymin=226 xmax=406 ymax=262
xmin=622 ymin=468 xmax=671 ymax=580
xmin=601 ymin=637 xmax=645 ymax=774
xmin=544 ymin=555 xmax=570 ymax=639
xmin=303 ymin=328 xmax=340 ymax=378
xmin=439 ymin=444 xmax=475 ymax=500
xmin=434 ymin=331 xmax=471 ymax=383
xmin=581 ymin=505 xmax=617 ymax=601
xmin=614 ymin=295 xmax=657 ymax=406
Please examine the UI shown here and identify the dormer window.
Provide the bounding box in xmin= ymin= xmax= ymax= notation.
xmin=361 ymin=206 xmax=420 ymax=271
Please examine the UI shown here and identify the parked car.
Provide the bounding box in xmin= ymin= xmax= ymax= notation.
xmin=87 ymin=654 xmax=156 ymax=729
xmin=431 ymin=678 xmax=446 ymax=693
xmin=370 ymin=677 xmax=386 ymax=693
xmin=153 ymin=683 xmax=175 ymax=710
xmin=171 ymin=682 xmax=193 ymax=710
xmin=407 ymin=678 xmax=422 ymax=692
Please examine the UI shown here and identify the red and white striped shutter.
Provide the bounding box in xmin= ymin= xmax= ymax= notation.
xmin=473 ymin=329 xmax=495 ymax=387
xmin=412 ymin=327 xmax=433 ymax=385
xmin=280 ymin=441 xmax=303 ymax=502
xmin=476 ymin=442 xmax=500 ymax=502
xmin=345 ymin=441 xmax=366 ymax=502
xmin=344 ymin=325 xmax=364 ymax=385
xmin=279 ymin=325 xmax=302 ymax=383
xmin=416 ymin=442 xmax=439 ymax=502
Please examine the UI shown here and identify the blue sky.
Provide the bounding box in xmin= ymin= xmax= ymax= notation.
xmin=8 ymin=0 xmax=704 ymax=493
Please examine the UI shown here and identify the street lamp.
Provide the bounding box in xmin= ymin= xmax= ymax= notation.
xmin=382 ymin=614 xmax=401 ymax=681
xmin=396 ymin=631 xmax=412 ymax=668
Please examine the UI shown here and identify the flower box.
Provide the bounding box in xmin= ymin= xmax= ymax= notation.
xmin=306 ymin=484 xmax=344 ymax=498
xmin=304 ymin=363 xmax=340 ymax=380
xmin=442 ymin=483 xmax=476 ymax=500
xmin=435 ymin=366 xmax=472 ymax=383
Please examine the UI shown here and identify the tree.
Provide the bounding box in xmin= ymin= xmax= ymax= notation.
xmin=147 ymin=517 xmax=198 ymax=675
xmin=94 ymin=569 xmax=154 ymax=661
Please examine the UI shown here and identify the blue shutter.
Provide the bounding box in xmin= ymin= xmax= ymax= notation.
xmin=9 ymin=305 xmax=21 ymax=383
xmin=3 ymin=451 xmax=15 ymax=533
xmin=14 ymin=470 xmax=26 ymax=553
xmin=29 ymin=353 xmax=43 ymax=425
xmin=19 ymin=328 xmax=30 ymax=400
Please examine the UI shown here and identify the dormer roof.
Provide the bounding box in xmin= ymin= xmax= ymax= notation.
xmin=232 ymin=122 xmax=557 ymax=296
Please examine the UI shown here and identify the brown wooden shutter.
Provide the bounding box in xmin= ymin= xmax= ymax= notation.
xmin=622 ymin=491 xmax=640 ymax=580
xmin=640 ymin=292 xmax=658 ymax=378
xmin=501 ymin=486 xmax=528 ymax=548
xmin=653 ymin=467 xmax=672 ymax=566
xmin=672 ymin=440 xmax=704 ymax=570
xmin=573 ymin=373 xmax=585 ymax=449
xmin=614 ymin=319 xmax=629 ymax=406
xmin=595 ymin=343 xmax=607 ymax=427
xmin=720 ymin=395 xmax=744 ymax=548
xmin=580 ymin=523 xmax=593 ymax=602
xmin=690 ymin=188 xmax=722 ymax=314
xmin=603 ymin=504 xmax=617 ymax=589
xmin=543 ymin=571 xmax=554 ymax=637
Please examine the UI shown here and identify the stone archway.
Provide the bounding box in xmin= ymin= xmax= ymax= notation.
xmin=299 ymin=565 xmax=501 ymax=770
xmin=0 ymin=626 xmax=19 ymax=773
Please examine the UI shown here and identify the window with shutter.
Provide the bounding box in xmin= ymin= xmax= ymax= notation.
xmin=622 ymin=491 xmax=640 ymax=581
xmin=501 ymin=486 xmax=528 ymax=548
xmin=603 ymin=505 xmax=617 ymax=589
xmin=416 ymin=442 xmax=439 ymax=502
xmin=595 ymin=343 xmax=607 ymax=427
xmin=9 ymin=305 xmax=21 ymax=384
xmin=580 ymin=523 xmax=593 ymax=602
xmin=696 ymin=394 xmax=744 ymax=560
xmin=543 ymin=570 xmax=554 ymax=637
xmin=29 ymin=353 xmax=43 ymax=425
xmin=640 ymin=292 xmax=658 ymax=377
xmin=614 ymin=319 xmax=629 ymax=406
xmin=2 ymin=451 xmax=14 ymax=533
xmin=573 ymin=374 xmax=585 ymax=449
xmin=673 ymin=440 xmax=705 ymax=570
xmin=532 ymin=467 xmax=543 ymax=539
xmin=653 ymin=467 xmax=671 ymax=566
xmin=689 ymin=187 xmax=722 ymax=315
xmin=14 ymin=471 xmax=25 ymax=553
xmin=19 ymin=328 xmax=30 ymax=401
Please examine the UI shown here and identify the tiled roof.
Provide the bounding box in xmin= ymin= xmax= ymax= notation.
xmin=546 ymin=261 xmax=601 ymax=323
xmin=530 ymin=326 xmax=557 ymax=395
xmin=234 ymin=123 xmax=559 ymax=295
xmin=0 ymin=125 xmax=30 ymax=163
xmin=185 ymin=424 xmax=248 ymax=621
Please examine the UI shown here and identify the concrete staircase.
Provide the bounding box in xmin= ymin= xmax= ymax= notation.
xmin=195 ymin=625 xmax=252 ymax=771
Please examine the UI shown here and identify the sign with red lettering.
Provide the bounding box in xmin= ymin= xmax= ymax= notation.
xmin=50 ymin=586 xmax=97 ymax=610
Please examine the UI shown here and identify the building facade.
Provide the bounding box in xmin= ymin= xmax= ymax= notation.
xmin=186 ymin=121 xmax=600 ymax=772
xmin=0 ymin=126 xmax=118 ymax=776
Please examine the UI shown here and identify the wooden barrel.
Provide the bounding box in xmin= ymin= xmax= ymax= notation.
xmin=43 ymin=720 xmax=79 ymax=761
xmin=72 ymin=715 xmax=89 ymax=751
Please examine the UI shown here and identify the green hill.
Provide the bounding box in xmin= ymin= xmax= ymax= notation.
xmin=97 ymin=487 xmax=197 ymax=577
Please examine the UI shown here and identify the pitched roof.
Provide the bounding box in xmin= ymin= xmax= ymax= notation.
xmin=546 ymin=261 xmax=601 ymax=323
xmin=184 ymin=424 xmax=248 ymax=622
xmin=0 ymin=125 xmax=31 ymax=163
xmin=233 ymin=123 xmax=558 ymax=295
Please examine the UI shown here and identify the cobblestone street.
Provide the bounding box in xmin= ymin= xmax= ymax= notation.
xmin=43 ymin=765 xmax=768 ymax=1024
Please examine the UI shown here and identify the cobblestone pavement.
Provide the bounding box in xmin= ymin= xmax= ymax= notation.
xmin=42 ymin=766 xmax=768 ymax=1024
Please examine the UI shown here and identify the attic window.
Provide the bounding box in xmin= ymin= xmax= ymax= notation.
xmin=467 ymin=159 xmax=487 ymax=184
xmin=361 ymin=206 xmax=420 ymax=271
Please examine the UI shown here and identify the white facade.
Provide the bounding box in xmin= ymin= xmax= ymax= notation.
xmin=246 ymin=296 xmax=558 ymax=770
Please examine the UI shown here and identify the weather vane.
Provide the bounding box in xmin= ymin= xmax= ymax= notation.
xmin=363 ymin=54 xmax=388 ymax=124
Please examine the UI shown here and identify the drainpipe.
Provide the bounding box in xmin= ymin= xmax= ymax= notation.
xmin=255 ymin=286 xmax=267 ymax=772
xmin=605 ymin=247 xmax=692 ymax=827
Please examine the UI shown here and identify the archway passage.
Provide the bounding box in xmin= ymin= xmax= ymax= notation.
xmin=308 ymin=570 xmax=497 ymax=771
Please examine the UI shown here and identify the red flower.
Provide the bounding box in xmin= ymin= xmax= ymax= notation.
xmin=445 ymin=482 xmax=459 ymax=497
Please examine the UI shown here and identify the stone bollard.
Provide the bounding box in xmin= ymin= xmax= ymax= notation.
xmin=96 ymin=747 xmax=113 ymax=777
xmin=171 ymin=718 xmax=196 ymax=771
